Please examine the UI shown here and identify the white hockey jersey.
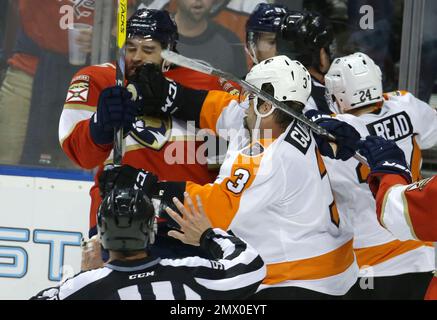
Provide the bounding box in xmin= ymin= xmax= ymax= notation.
xmin=325 ymin=91 xmax=437 ymax=277
xmin=184 ymin=97 xmax=358 ymax=296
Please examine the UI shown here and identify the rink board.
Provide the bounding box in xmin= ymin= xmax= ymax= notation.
xmin=0 ymin=174 xmax=92 ymax=300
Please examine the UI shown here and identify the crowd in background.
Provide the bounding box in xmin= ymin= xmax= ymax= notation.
xmin=0 ymin=0 xmax=435 ymax=170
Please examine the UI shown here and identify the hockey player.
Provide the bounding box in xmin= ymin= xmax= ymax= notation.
xmin=59 ymin=8 xmax=240 ymax=258
xmin=357 ymin=136 xmax=437 ymax=300
xmin=245 ymin=3 xmax=289 ymax=65
xmin=308 ymin=52 xmax=437 ymax=299
xmin=276 ymin=10 xmax=337 ymax=114
xmin=31 ymin=191 xmax=265 ymax=300
xmin=102 ymin=56 xmax=359 ymax=299
xmin=357 ymin=136 xmax=436 ymax=242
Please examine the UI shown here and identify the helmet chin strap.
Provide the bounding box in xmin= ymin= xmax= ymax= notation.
xmin=251 ymin=115 xmax=262 ymax=145
xmin=245 ymin=42 xmax=259 ymax=65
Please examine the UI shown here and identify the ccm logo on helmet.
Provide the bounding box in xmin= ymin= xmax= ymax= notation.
xmin=161 ymin=81 xmax=178 ymax=113
xmin=134 ymin=171 xmax=148 ymax=190
xmin=129 ymin=271 xmax=155 ymax=280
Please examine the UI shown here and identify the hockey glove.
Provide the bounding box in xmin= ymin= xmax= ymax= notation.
xmin=98 ymin=164 xmax=158 ymax=200
xmin=89 ymin=86 xmax=142 ymax=145
xmin=305 ymin=110 xmax=361 ymax=161
xmin=128 ymin=63 xmax=181 ymax=117
xmin=358 ymin=136 xmax=412 ymax=195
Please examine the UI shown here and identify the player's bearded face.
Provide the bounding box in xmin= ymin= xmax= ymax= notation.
xmin=125 ymin=37 xmax=164 ymax=76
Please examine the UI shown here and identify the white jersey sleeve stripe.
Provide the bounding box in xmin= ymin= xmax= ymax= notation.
xmin=194 ymin=268 xmax=266 ymax=291
xmin=58 ymin=268 xmax=113 ymax=300
xmin=380 ymin=184 xmax=418 ymax=241
xmin=59 ymin=109 xmax=94 ymax=143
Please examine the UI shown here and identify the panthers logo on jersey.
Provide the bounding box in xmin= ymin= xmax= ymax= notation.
xmin=130 ymin=115 xmax=172 ymax=150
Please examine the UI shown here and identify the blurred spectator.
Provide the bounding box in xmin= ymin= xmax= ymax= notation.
xmin=0 ymin=0 xmax=40 ymax=166
xmin=16 ymin=1 xmax=140 ymax=169
xmin=172 ymin=0 xmax=247 ymax=77
xmin=211 ymin=1 xmax=267 ymax=47
xmin=140 ymin=0 xmax=264 ymax=76
xmin=418 ymin=0 xmax=437 ymax=103
xmin=141 ymin=0 xmax=265 ymax=43
xmin=0 ymin=0 xmax=11 ymax=80
xmin=17 ymin=0 xmax=95 ymax=168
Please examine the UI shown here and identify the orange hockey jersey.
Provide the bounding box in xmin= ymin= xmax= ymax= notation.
xmin=159 ymin=93 xmax=358 ymax=295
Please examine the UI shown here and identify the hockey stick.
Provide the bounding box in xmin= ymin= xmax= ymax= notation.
xmin=161 ymin=50 xmax=368 ymax=166
xmin=113 ymin=0 xmax=128 ymax=166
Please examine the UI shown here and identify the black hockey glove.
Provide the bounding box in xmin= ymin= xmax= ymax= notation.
xmin=128 ymin=63 xmax=181 ymax=117
xmin=89 ymin=85 xmax=143 ymax=145
xmin=358 ymin=136 xmax=412 ymax=195
xmin=305 ymin=110 xmax=361 ymax=161
xmin=98 ymin=164 xmax=158 ymax=200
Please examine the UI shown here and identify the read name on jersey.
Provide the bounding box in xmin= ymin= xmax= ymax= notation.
xmin=284 ymin=120 xmax=312 ymax=154
xmin=366 ymin=111 xmax=413 ymax=141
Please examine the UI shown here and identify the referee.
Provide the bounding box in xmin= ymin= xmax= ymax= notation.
xmin=31 ymin=190 xmax=266 ymax=300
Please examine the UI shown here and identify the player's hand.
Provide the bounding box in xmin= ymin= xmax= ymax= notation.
xmin=128 ymin=63 xmax=180 ymax=116
xmin=98 ymin=164 xmax=158 ymax=199
xmin=81 ymin=235 xmax=104 ymax=271
xmin=358 ymin=136 xmax=412 ymax=194
xmin=166 ymin=193 xmax=212 ymax=246
xmin=89 ymin=86 xmax=143 ymax=145
xmin=305 ymin=110 xmax=361 ymax=160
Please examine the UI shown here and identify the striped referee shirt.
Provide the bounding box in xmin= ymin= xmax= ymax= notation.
xmin=31 ymin=228 xmax=266 ymax=300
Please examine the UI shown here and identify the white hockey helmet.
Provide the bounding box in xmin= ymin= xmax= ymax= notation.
xmin=325 ymin=52 xmax=383 ymax=113
xmin=245 ymin=55 xmax=311 ymax=116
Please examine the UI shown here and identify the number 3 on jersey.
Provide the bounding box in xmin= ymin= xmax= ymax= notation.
xmin=227 ymin=168 xmax=251 ymax=194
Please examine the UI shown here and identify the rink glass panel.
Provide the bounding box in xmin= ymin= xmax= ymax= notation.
xmin=0 ymin=0 xmax=435 ymax=175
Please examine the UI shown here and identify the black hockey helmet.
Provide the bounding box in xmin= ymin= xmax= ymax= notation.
xmin=127 ymin=8 xmax=178 ymax=50
xmin=277 ymin=11 xmax=333 ymax=69
xmin=245 ymin=3 xmax=289 ymax=64
xmin=97 ymin=187 xmax=156 ymax=252
xmin=246 ymin=3 xmax=288 ymax=36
